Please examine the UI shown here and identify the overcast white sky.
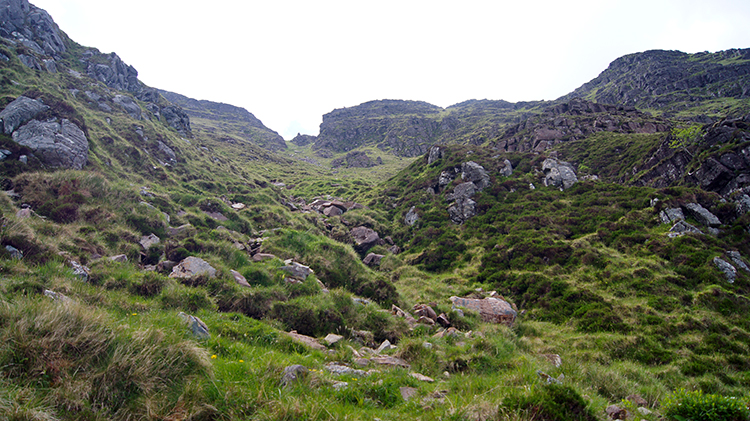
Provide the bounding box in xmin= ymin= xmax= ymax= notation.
xmin=31 ymin=0 xmax=750 ymax=139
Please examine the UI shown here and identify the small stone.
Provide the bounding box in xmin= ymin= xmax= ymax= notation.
xmin=376 ymin=340 xmax=392 ymax=354
xmin=540 ymin=354 xmax=562 ymax=367
xmin=178 ymin=312 xmax=210 ymax=339
xmin=332 ymin=381 xmax=349 ymax=390
xmin=400 ymin=387 xmax=419 ymax=401
xmin=139 ymin=234 xmax=160 ymax=250
xmin=363 ymin=253 xmax=384 ymax=266
xmin=410 ymin=372 xmax=434 ymax=382
xmin=324 ymin=334 xmax=344 ymax=346
xmin=231 ymin=269 xmax=251 ymax=287
xmin=109 ymin=254 xmax=128 ymax=263
xmin=252 ymin=253 xmax=277 ymax=262
xmin=626 ymin=394 xmax=648 ymax=407
xmin=287 ymin=331 xmax=326 ymax=351
xmin=15 ymin=208 xmax=32 ymax=219
xmin=280 ymin=365 xmax=308 ymax=387
xmin=5 ymin=245 xmax=23 ymax=259
xmin=70 ymin=261 xmax=90 ymax=281
xmin=605 ymin=404 xmax=628 ymax=420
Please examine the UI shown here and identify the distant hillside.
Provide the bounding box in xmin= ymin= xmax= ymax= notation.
xmin=159 ymin=90 xmax=286 ymax=152
xmin=562 ymin=49 xmax=750 ymax=120
xmin=310 ymin=99 xmax=542 ymax=157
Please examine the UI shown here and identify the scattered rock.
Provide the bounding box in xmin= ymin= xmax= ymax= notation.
xmin=683 ymin=202 xmax=722 ymax=227
xmin=605 ymin=404 xmax=629 ymax=420
xmin=70 ymin=260 xmax=90 ymax=281
xmin=400 ymin=387 xmax=419 ymax=401
xmin=363 ymin=253 xmax=384 ymax=266
xmin=542 ymin=158 xmax=578 ymax=190
xmin=231 ymin=269 xmax=251 ymax=287
xmin=280 ymin=261 xmax=314 ymax=280
xmin=109 ymin=254 xmax=128 ymax=263
xmin=350 ymin=226 xmax=381 ymax=254
xmin=325 ymin=362 xmax=368 ymax=377
xmin=287 ymin=331 xmax=326 ymax=351
xmin=252 ymin=253 xmax=277 ymax=262
xmin=167 ymin=224 xmax=196 ymax=239
xmin=139 ymin=233 xmax=160 ymax=250
xmin=626 ymin=394 xmax=648 ymax=407
xmin=5 ymin=245 xmax=23 ymax=259
xmin=668 ymin=220 xmax=703 ymax=237
xmin=156 ymin=260 xmax=177 ymax=273
xmin=44 ymin=289 xmax=71 ymax=303
xmin=713 ymin=257 xmax=737 ymax=283
xmin=404 ymin=206 xmax=419 ymax=226
xmin=178 ymin=311 xmax=210 ymax=339
xmin=169 ymin=256 xmax=217 ymax=279
xmin=436 ymin=313 xmax=451 ymax=328
xmin=324 ymin=334 xmax=344 ymax=346
xmin=540 ymin=354 xmax=562 ymax=367
xmin=427 ymin=145 xmax=443 ymax=165
xmin=537 ymin=370 xmax=563 ymax=384
xmin=727 ymin=250 xmax=750 ymax=273
xmin=499 ymin=158 xmax=514 ymax=177
xmin=413 ymin=304 xmax=437 ymax=321
xmin=349 ymin=329 xmax=376 ymax=347
xmin=461 ymin=161 xmax=490 ymax=190
xmin=659 ymin=207 xmax=685 ymax=224
xmin=370 ymin=355 xmax=410 ymax=369
xmin=450 ymin=296 xmax=517 ymax=326
xmin=410 ymin=372 xmax=435 ymax=382
xmin=332 ymin=381 xmax=349 ymax=390
xmin=376 ymin=340 xmax=392 ymax=354
xmin=280 ymin=365 xmax=308 ymax=387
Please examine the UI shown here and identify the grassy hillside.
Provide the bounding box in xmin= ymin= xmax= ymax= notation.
xmin=2 ymin=14 xmax=750 ymax=420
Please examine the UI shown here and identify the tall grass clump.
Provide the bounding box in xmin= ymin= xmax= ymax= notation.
xmin=0 ymin=298 xmax=211 ymax=419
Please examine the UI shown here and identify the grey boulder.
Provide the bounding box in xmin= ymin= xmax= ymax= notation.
xmin=12 ymin=119 xmax=88 ymax=169
xmin=542 ymin=158 xmax=578 ymax=190
xmin=0 ymin=96 xmax=49 ymax=134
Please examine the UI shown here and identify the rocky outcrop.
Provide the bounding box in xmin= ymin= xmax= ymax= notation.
xmin=160 ymin=105 xmax=191 ymax=135
xmin=12 ymin=118 xmax=88 ymax=169
xmin=492 ymin=98 xmax=669 ymax=154
xmin=331 ymin=151 xmax=378 ymax=168
xmin=440 ymin=161 xmax=491 ymax=224
xmin=404 ymin=206 xmax=419 ymax=226
xmin=542 ymin=158 xmax=578 ymax=190
xmin=0 ymin=0 xmax=66 ymax=55
xmin=291 ymin=134 xmax=316 ymax=147
xmin=85 ymin=51 xmax=141 ymax=94
xmin=0 ymin=96 xmax=49 ymax=134
xmin=160 ymin=90 xmax=283 ymax=150
xmin=563 ymin=49 xmax=750 ymax=116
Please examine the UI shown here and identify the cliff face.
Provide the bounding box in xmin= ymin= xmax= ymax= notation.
xmin=563 ymin=49 xmax=750 ymax=118
xmin=311 ymin=99 xmax=541 ymax=157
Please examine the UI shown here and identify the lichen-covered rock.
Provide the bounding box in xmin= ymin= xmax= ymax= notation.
xmin=350 ymin=226 xmax=381 ymax=254
xmin=659 ymin=207 xmax=685 ymax=224
xmin=713 ymin=257 xmax=737 ymax=283
xmin=427 ymin=145 xmax=443 ymax=165
xmin=169 ymin=256 xmax=217 ymax=279
xmin=404 ymin=206 xmax=419 ymax=226
xmin=0 ymin=96 xmax=49 ymax=134
xmin=280 ymin=261 xmax=314 ymax=280
xmin=12 ymin=119 xmax=88 ymax=169
xmin=542 ymin=158 xmax=578 ymax=190
xmin=461 ymin=161 xmax=490 ymax=190
xmin=450 ymin=296 xmax=517 ymax=326
xmin=683 ymin=202 xmax=722 ymax=227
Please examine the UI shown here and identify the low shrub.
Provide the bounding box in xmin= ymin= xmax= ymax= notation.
xmin=662 ymin=389 xmax=750 ymax=421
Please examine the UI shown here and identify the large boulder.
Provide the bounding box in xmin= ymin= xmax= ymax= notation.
xmin=683 ymin=202 xmax=722 ymax=227
xmin=446 ymin=182 xmax=478 ymax=224
xmin=450 ymin=296 xmax=517 ymax=326
xmin=350 ymin=226 xmax=381 ymax=254
xmin=0 ymin=96 xmax=49 ymax=134
xmin=12 ymin=119 xmax=88 ymax=169
xmin=542 ymin=158 xmax=578 ymax=189
xmin=461 ymin=161 xmax=490 ymax=191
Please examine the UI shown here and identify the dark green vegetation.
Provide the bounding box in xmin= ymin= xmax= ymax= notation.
xmin=2 ymin=3 xmax=750 ymax=419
